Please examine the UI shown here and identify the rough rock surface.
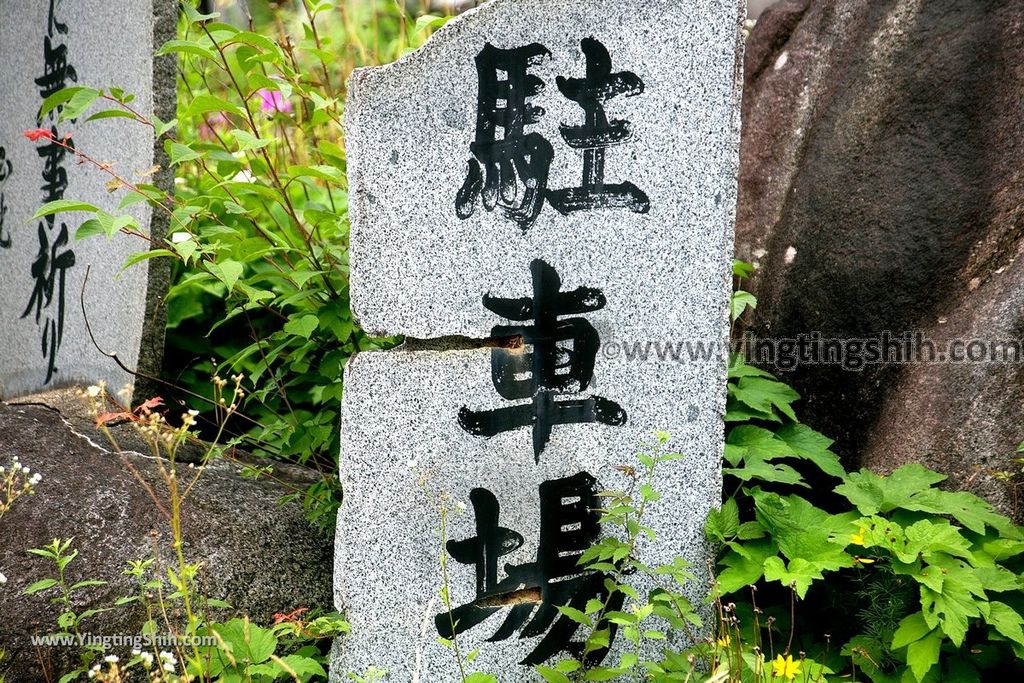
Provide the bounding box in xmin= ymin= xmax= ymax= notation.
xmin=737 ymin=0 xmax=1024 ymax=512
xmin=0 ymin=389 xmax=333 ymax=681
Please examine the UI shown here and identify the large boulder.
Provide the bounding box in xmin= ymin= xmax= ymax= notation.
xmin=737 ymin=0 xmax=1024 ymax=512
xmin=0 ymin=389 xmax=333 ymax=681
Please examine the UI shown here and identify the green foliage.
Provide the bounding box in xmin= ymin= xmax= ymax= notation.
xmin=24 ymin=538 xmax=111 ymax=681
xmin=31 ymin=1 xmax=454 ymax=529
xmin=712 ymin=263 xmax=1024 ymax=682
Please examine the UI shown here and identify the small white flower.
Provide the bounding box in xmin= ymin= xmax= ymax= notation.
xmin=86 ymin=385 xmax=102 ymax=398
xmin=104 ymin=654 xmax=119 ymax=663
xmin=140 ymin=652 xmax=154 ymax=668
xmin=131 ymin=648 xmax=141 ymax=656
xmin=455 ymin=501 xmax=467 ymax=512
xmin=406 ymin=459 xmax=417 ymax=469
xmin=21 ymin=467 xmax=29 ymax=475
xmin=30 ymin=473 xmax=42 ymax=485
xmin=0 ymin=571 xmax=8 ymax=585
xmin=163 ymin=662 xmax=176 ymax=673
xmin=0 ymin=465 xmax=5 ymax=474
xmin=87 ymin=671 xmax=96 ymax=679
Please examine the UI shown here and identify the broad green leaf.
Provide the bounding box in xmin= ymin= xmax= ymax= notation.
xmin=891 ymin=612 xmax=931 ymax=649
xmin=166 ymin=140 xmax=202 ymax=165
xmin=187 ymin=94 xmax=244 ymax=119
xmin=272 ymin=654 xmax=326 ymax=680
xmin=75 ymin=218 xmax=105 ymax=240
xmin=705 ymin=497 xmax=740 ymax=543
xmin=39 ymin=86 xmax=95 ymax=120
xmin=83 ymin=109 xmax=138 ymax=123
xmin=724 ymin=425 xmax=793 ymax=465
xmin=556 ymin=606 xmax=593 ymax=627
xmin=731 ymin=290 xmax=757 ymax=321
xmin=287 ymin=164 xmax=344 ymax=184
xmin=972 ymin=566 xmax=1021 ymax=592
xmin=121 ymin=249 xmax=176 ymax=271
xmin=729 ymin=377 xmax=800 ymax=421
xmin=724 ymin=460 xmax=806 ymax=487
xmin=463 ymin=674 xmax=497 ymax=683
xmin=232 ymin=129 xmax=274 ymax=152
xmin=284 ymin=314 xmax=319 ymax=340
xmin=156 ymin=39 xmax=217 ymax=60
xmin=762 ymin=556 xmax=823 ymax=597
xmin=774 ymin=423 xmax=847 ymax=478
xmin=209 ymin=259 xmax=244 ymax=292
xmin=905 ymin=628 xmax=942 ymax=682
xmin=986 ymin=601 xmax=1024 ymax=646
xmin=414 ymin=14 xmax=452 ymax=34
xmin=33 ymin=199 xmax=99 ymax=219
xmin=907 ymin=489 xmax=1018 ymax=537
xmin=60 ymin=87 xmax=102 ymax=121
xmin=834 ymin=464 xmax=947 ymax=516
xmin=727 ymin=353 xmax=775 ymax=379
xmin=733 ymin=259 xmax=755 ymax=278
xmin=716 ymin=538 xmax=776 ymax=594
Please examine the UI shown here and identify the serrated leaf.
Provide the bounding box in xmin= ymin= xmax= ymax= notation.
xmin=731 ymin=290 xmax=757 ymax=321
xmin=557 ymin=605 xmax=593 ymax=627
xmin=729 ymin=377 xmax=800 ymax=421
xmin=724 ymin=460 xmax=806 ymax=487
xmin=763 ymin=556 xmax=823 ymax=597
xmin=906 ymin=628 xmax=942 ymax=682
xmin=727 ymin=353 xmax=775 ymax=379
xmin=733 ymin=259 xmax=755 ymax=277
xmin=834 ymin=464 xmax=947 ymax=516
xmin=716 ymin=538 xmax=775 ymax=594
xmin=891 ymin=612 xmax=931 ymax=649
xmin=774 ymin=423 xmax=847 ymax=478
xmin=986 ymin=602 xmax=1024 ymax=646
xmin=705 ymin=497 xmax=740 ymax=543
xmin=725 ymin=425 xmax=794 ymax=465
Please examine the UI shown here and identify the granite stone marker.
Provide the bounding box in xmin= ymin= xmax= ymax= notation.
xmin=334 ymin=0 xmax=744 ymax=679
xmin=0 ymin=0 xmax=174 ymax=400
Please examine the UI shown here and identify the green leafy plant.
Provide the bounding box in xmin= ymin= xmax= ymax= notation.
xmin=24 ymin=537 xmax=111 ymax=682
xmin=23 ymin=1 xmax=455 ymax=530
xmin=707 ymin=262 xmax=1024 ymax=683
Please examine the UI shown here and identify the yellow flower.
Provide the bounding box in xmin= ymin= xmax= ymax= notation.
xmin=716 ymin=635 xmax=731 ymax=648
xmin=850 ymin=528 xmax=866 ymax=546
xmin=772 ymin=654 xmax=801 ymax=680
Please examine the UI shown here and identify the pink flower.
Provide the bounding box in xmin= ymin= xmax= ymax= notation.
xmin=257 ymin=89 xmax=292 ymax=115
xmin=199 ymin=112 xmax=229 ymax=141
